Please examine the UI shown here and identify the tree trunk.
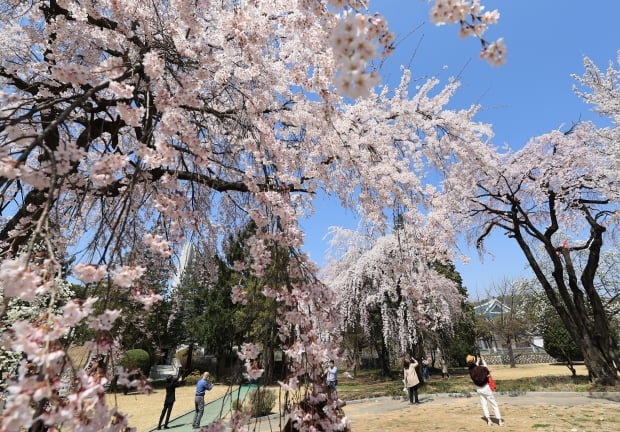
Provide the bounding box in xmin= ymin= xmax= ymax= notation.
xmin=414 ymin=339 xmax=427 ymax=383
xmin=262 ymin=345 xmax=275 ymax=385
xmin=579 ymin=337 xmax=618 ymax=385
xmin=186 ymin=343 xmax=194 ymax=372
xmin=511 ymin=213 xmax=618 ymax=385
xmin=371 ymin=331 xmax=391 ymax=377
xmin=562 ymin=350 xmax=577 ymax=377
xmin=506 ymin=337 xmax=516 ymax=368
xmin=352 ymin=331 xmax=362 ymax=378
xmin=379 ymin=341 xmax=391 ymax=377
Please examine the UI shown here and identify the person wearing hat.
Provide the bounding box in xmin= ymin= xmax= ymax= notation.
xmin=466 ymin=354 xmax=505 ymax=427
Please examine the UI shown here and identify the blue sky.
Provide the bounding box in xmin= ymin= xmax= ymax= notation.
xmin=301 ymin=0 xmax=620 ymax=298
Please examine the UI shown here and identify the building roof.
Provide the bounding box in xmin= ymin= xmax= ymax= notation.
xmin=473 ymin=298 xmax=511 ymax=318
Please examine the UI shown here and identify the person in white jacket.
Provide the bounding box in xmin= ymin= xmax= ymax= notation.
xmin=466 ymin=354 xmax=505 ymax=427
xmin=403 ymin=356 xmax=420 ymax=404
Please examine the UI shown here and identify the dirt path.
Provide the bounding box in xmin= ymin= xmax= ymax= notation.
xmin=339 ymin=392 xmax=620 ymax=432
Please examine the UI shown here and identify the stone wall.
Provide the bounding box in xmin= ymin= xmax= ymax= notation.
xmin=481 ymin=352 xmax=556 ymax=365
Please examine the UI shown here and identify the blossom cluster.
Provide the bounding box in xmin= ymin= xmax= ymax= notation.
xmin=429 ymin=0 xmax=506 ymax=66
xmin=0 ymin=257 xmax=43 ymax=301
xmin=329 ymin=10 xmax=390 ymax=98
xmin=0 ymin=0 xmax=512 ymax=430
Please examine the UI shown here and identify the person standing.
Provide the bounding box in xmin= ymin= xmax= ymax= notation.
xmin=192 ymin=372 xmax=213 ymax=429
xmin=439 ymin=356 xmax=450 ymax=379
xmin=466 ymin=354 xmax=505 ymax=427
xmin=324 ymin=360 xmax=338 ymax=400
xmin=422 ymin=357 xmax=430 ymax=380
xmin=157 ymin=375 xmax=184 ymax=430
xmin=403 ymin=357 xmax=420 ymax=404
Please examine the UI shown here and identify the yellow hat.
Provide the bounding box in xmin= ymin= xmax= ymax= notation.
xmin=466 ymin=354 xmax=476 ymax=364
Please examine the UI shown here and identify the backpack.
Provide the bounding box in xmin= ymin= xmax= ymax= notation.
xmin=469 ymin=365 xmax=489 ymax=387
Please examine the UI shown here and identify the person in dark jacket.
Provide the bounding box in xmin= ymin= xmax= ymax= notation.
xmin=466 ymin=354 xmax=505 ymax=427
xmin=158 ymin=375 xmax=184 ymax=430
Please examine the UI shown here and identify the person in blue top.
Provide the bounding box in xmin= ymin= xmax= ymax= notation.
xmin=324 ymin=360 xmax=338 ymax=400
xmin=192 ymin=372 xmax=213 ymax=429
xmin=422 ymin=357 xmax=430 ymax=380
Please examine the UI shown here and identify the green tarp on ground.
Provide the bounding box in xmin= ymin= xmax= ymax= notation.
xmin=147 ymin=384 xmax=257 ymax=432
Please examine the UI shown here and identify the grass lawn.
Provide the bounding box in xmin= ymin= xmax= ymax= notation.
xmin=116 ymin=363 xmax=620 ymax=431
xmin=337 ymin=362 xmax=617 ymax=400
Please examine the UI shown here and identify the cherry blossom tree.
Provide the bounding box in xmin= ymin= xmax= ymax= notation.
xmin=0 ymin=0 xmax=504 ymax=430
xmin=433 ymin=54 xmax=620 ymax=384
xmin=433 ymin=119 xmax=620 ymax=384
xmin=322 ymin=225 xmax=463 ymax=373
xmin=573 ymin=52 xmax=620 ymax=182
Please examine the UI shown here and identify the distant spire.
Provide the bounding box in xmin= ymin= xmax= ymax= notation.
xmin=171 ymin=242 xmax=196 ymax=290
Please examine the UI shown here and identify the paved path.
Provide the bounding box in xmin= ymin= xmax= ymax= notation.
xmin=147 ymin=390 xmax=620 ymax=431
xmin=146 ymin=384 xmax=256 ymax=432
xmin=244 ymin=391 xmax=620 ymax=432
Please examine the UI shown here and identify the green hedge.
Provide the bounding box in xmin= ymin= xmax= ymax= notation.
xmin=122 ymin=349 xmax=151 ymax=375
xmin=183 ymin=370 xmax=204 ymax=385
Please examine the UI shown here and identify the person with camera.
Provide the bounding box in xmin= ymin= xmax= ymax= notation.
xmin=466 ymin=354 xmax=505 ymax=427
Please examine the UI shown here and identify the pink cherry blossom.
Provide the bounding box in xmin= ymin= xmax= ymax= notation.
xmin=89 ymin=310 xmax=122 ymax=331
xmin=143 ymin=233 xmax=172 ymax=257
xmin=131 ymin=289 xmax=163 ymax=311
xmin=73 ymin=263 xmax=107 ymax=283
xmin=111 ymin=266 xmax=146 ymax=288
xmin=0 ymin=258 xmax=42 ymax=301
xmin=0 ymin=0 xmax=507 ymax=430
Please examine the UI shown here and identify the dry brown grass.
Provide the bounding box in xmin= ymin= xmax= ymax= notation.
xmin=113 ymin=384 xmax=231 ymax=431
xmin=343 ymin=393 xmax=620 ymax=432
xmin=115 ymin=364 xmax=620 ymax=431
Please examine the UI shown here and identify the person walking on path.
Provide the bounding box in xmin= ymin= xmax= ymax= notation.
xmin=439 ymin=356 xmax=449 ymax=379
xmin=466 ymin=354 xmax=505 ymax=427
xmin=192 ymin=372 xmax=213 ymax=429
xmin=324 ymin=360 xmax=338 ymax=400
xmin=157 ymin=375 xmax=184 ymax=430
xmin=403 ymin=357 xmax=420 ymax=404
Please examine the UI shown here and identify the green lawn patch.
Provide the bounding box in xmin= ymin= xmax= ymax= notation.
xmin=336 ymin=368 xmax=620 ymax=401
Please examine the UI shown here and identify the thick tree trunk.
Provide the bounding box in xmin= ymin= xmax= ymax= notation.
xmin=533 ymin=278 xmax=617 ymax=384
xmin=373 ymin=335 xmax=391 ymax=377
xmin=579 ymin=336 xmax=618 ymax=385
xmin=414 ymin=338 xmax=427 ymax=383
xmin=511 ymin=212 xmax=618 ymax=385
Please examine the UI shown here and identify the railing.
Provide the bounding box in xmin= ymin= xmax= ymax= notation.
xmin=149 ymin=364 xmax=179 ymax=381
xmin=477 ymin=351 xmax=556 ymax=365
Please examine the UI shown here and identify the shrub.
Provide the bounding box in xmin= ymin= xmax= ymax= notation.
xmin=122 ymin=349 xmax=151 ymax=375
xmin=184 ymin=370 xmax=204 ymax=385
xmin=231 ymin=398 xmax=243 ymax=412
xmin=242 ymin=388 xmax=276 ymax=418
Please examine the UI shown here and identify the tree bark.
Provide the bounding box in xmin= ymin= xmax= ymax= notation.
xmin=507 ymin=199 xmax=618 ymax=385
xmin=506 ymin=337 xmax=516 ymax=368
